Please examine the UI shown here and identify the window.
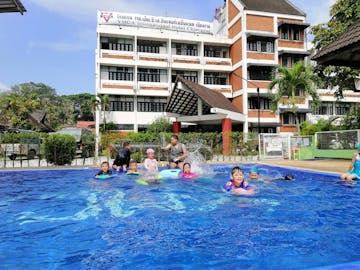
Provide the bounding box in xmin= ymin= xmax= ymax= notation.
xmin=172 ymin=70 xmax=198 ymax=83
xmin=173 ymin=43 xmax=198 ymax=56
xmin=282 ymin=113 xmax=306 ymax=125
xmin=137 ymin=40 xmax=166 ymax=54
xmin=247 ymin=39 xmax=274 ymax=53
xmin=138 ymin=68 xmax=167 ymax=82
xmin=281 ymin=56 xmax=291 ymax=68
xmin=100 ymin=37 xmax=133 ymax=51
xmin=248 ymin=97 xmax=271 ymax=110
xmin=295 ymin=88 xmax=305 ymax=97
xmin=335 ymin=103 xmax=351 ymax=115
xmin=107 ymin=67 xmax=134 ymax=81
xmin=111 ymin=96 xmax=134 ymax=112
xmin=281 ymin=27 xmax=289 ymax=39
xmin=204 ymin=45 xmax=229 ymax=58
xmin=293 ymin=29 xmax=300 ymax=41
xmin=248 ymin=66 xmax=273 ymax=81
xmin=204 ymin=72 xmax=228 ymax=85
xmin=137 ymin=97 xmax=167 ymax=112
xmin=312 ymin=102 xmax=333 ymax=115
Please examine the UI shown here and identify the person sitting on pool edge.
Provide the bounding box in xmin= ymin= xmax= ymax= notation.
xmin=126 ymin=159 xmax=139 ymax=175
xmin=95 ymin=161 xmax=112 ymax=178
xmin=181 ymin=163 xmax=199 ymax=179
xmin=161 ymin=134 xmax=187 ymax=169
xmin=225 ymin=166 xmax=255 ymax=195
xmin=341 ymin=143 xmax=360 ymax=181
xmin=112 ymin=141 xmax=131 ymax=172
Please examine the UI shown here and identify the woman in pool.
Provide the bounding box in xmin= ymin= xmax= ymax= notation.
xmin=341 ymin=143 xmax=360 ymax=181
xmin=181 ymin=163 xmax=198 ymax=179
xmin=225 ymin=166 xmax=255 ymax=195
xmin=95 ymin=161 xmax=112 ymax=178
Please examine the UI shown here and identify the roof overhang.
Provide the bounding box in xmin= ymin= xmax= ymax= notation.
xmin=278 ymin=50 xmax=310 ymax=56
xmin=278 ymin=21 xmax=310 ymax=29
xmin=246 ymin=31 xmax=278 ymax=39
xmin=247 ymin=62 xmax=277 ymax=67
xmin=249 ymin=122 xmax=282 ymax=127
xmin=0 ymin=0 xmax=26 ymax=14
xmin=312 ymin=43 xmax=360 ymax=67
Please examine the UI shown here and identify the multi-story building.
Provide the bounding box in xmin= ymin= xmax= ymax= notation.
xmin=95 ymin=0 xmax=360 ymax=133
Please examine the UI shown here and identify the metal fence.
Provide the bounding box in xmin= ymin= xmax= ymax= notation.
xmin=315 ymin=130 xmax=360 ymax=150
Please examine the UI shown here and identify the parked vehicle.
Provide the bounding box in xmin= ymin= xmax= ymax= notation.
xmin=0 ymin=137 xmax=42 ymax=160
xmin=55 ymin=127 xmax=95 ymax=157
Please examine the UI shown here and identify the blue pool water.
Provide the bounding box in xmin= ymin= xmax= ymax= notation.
xmin=0 ymin=164 xmax=360 ymax=269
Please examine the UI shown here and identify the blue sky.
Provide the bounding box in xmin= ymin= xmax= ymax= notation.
xmin=0 ymin=0 xmax=335 ymax=95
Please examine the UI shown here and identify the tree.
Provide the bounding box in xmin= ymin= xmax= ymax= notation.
xmin=147 ymin=117 xmax=172 ymax=133
xmin=311 ymin=0 xmax=360 ymax=98
xmin=340 ymin=107 xmax=360 ymax=129
xmin=269 ymin=61 xmax=320 ymax=134
xmin=0 ymin=82 xmax=74 ymax=130
xmin=93 ymin=94 xmax=111 ymax=131
xmin=64 ymin=93 xmax=95 ymax=121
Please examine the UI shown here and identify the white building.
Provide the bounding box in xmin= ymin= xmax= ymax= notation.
xmin=95 ymin=0 xmax=360 ymax=133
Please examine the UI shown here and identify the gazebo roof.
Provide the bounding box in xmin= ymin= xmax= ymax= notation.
xmin=312 ymin=21 xmax=360 ymax=67
xmin=0 ymin=0 xmax=26 ymax=14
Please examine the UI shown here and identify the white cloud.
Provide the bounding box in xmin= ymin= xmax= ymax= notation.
xmin=27 ymin=29 xmax=94 ymax=53
xmin=0 ymin=82 xmax=9 ymax=92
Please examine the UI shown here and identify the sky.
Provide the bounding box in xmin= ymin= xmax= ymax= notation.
xmin=0 ymin=0 xmax=336 ymax=95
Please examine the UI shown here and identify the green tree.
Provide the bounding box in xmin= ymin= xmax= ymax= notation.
xmin=340 ymin=107 xmax=360 ymax=129
xmin=311 ymin=0 xmax=360 ymax=97
xmin=146 ymin=117 xmax=172 ymax=133
xmin=98 ymin=94 xmax=110 ymax=131
xmin=64 ymin=93 xmax=95 ymax=121
xmin=269 ymin=61 xmax=320 ymax=134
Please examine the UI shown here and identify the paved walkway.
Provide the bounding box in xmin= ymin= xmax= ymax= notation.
xmin=257 ymin=159 xmax=350 ymax=175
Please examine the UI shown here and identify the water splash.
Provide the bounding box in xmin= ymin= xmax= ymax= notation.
xmin=185 ymin=143 xmax=214 ymax=177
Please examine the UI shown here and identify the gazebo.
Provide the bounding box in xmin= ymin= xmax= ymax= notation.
xmin=0 ymin=0 xmax=26 ymax=14
xmin=166 ymin=76 xmax=246 ymax=154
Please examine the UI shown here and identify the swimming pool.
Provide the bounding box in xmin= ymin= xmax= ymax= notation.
xmin=0 ymin=164 xmax=359 ymax=269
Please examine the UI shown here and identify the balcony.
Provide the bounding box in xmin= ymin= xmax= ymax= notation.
xmin=137 ymin=81 xmax=169 ymax=95
xmin=204 ymin=57 xmax=232 ymax=71
xmin=172 ymin=55 xmax=201 ymax=68
xmin=100 ymin=49 xmax=135 ymax=66
xmin=137 ymin=52 xmax=169 ymax=68
xmin=100 ymin=80 xmax=135 ymax=95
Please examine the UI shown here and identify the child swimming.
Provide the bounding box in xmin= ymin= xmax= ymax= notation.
xmin=144 ymin=148 xmax=158 ymax=172
xmin=225 ymin=166 xmax=255 ymax=195
xmin=249 ymin=166 xmax=260 ymax=180
xmin=126 ymin=159 xmax=139 ymax=175
xmin=181 ymin=163 xmax=198 ymax=179
xmin=95 ymin=161 xmax=112 ymax=178
xmin=341 ymin=143 xmax=360 ymax=181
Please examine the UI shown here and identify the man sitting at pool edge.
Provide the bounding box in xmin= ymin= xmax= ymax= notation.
xmin=161 ymin=134 xmax=187 ymax=169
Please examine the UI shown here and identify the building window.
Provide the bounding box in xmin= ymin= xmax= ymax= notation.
xmin=173 ymin=43 xmax=198 ymax=56
xmin=293 ymin=29 xmax=300 ymax=41
xmin=137 ymin=40 xmax=166 ymax=54
xmin=204 ymin=72 xmax=228 ymax=85
xmin=100 ymin=37 xmax=134 ymax=51
xmin=282 ymin=113 xmax=306 ymax=125
xmin=172 ymin=70 xmax=198 ymax=83
xmin=138 ymin=68 xmax=167 ymax=82
xmin=137 ymin=97 xmax=167 ymax=112
xmin=312 ymin=102 xmax=334 ymax=115
xmin=248 ymin=66 xmax=273 ymax=81
xmin=111 ymin=96 xmax=134 ymax=112
xmin=101 ymin=66 xmax=134 ymax=81
xmin=295 ymin=88 xmax=305 ymax=97
xmin=280 ymin=27 xmax=289 ymax=39
xmin=335 ymin=103 xmax=351 ymax=115
xmin=204 ymin=45 xmax=228 ymax=58
xmin=247 ymin=38 xmax=274 ymax=53
xmin=281 ymin=56 xmax=291 ymax=68
xmin=248 ymin=97 xmax=271 ymax=110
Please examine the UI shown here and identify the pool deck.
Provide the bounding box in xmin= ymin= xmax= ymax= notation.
xmin=256 ymin=159 xmax=350 ymax=175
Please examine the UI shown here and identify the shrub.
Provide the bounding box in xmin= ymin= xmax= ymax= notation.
xmin=44 ymin=134 xmax=77 ymax=165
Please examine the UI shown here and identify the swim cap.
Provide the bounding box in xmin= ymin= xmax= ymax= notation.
xmin=357 ymin=143 xmax=360 ymax=150
xmin=250 ymin=167 xmax=259 ymax=173
xmin=146 ymin=148 xmax=155 ymax=154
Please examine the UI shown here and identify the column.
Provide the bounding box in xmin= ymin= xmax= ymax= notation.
xmin=172 ymin=121 xmax=181 ymax=133
xmin=222 ymin=118 xmax=232 ymax=155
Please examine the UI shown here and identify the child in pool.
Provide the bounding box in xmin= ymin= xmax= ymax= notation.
xmin=144 ymin=148 xmax=158 ymax=172
xmin=181 ymin=163 xmax=199 ymax=179
xmin=249 ymin=166 xmax=260 ymax=180
xmin=341 ymin=143 xmax=360 ymax=181
xmin=225 ymin=166 xmax=255 ymax=195
xmin=95 ymin=161 xmax=112 ymax=178
xmin=126 ymin=159 xmax=139 ymax=174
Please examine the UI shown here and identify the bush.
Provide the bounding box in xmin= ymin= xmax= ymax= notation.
xmin=44 ymin=134 xmax=77 ymax=165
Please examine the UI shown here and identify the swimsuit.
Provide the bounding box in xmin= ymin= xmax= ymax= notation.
xmin=225 ymin=180 xmax=250 ymax=192
xmin=348 ymin=153 xmax=360 ymax=179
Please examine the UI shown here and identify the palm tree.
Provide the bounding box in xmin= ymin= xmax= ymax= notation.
xmin=98 ymin=94 xmax=110 ymax=131
xmin=269 ymin=61 xmax=320 ymax=134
